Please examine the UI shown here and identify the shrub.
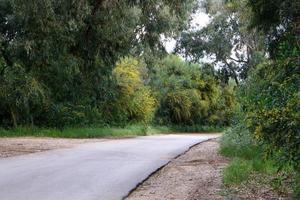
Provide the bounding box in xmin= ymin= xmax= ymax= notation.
xmin=220 ymin=124 xmax=260 ymax=160
xmin=239 ymin=45 xmax=300 ymax=170
xmin=45 ymin=103 xmax=104 ymax=128
xmin=165 ymin=90 xmax=193 ymax=123
xmin=129 ymin=87 xmax=157 ymax=124
xmin=110 ymin=57 xmax=157 ymax=125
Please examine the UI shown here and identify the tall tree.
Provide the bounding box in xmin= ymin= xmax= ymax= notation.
xmin=176 ymin=0 xmax=265 ymax=84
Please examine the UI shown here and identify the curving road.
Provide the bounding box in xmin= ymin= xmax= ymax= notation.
xmin=0 ymin=134 xmax=220 ymax=200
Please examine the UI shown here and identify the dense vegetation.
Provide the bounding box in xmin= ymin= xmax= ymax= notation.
xmin=151 ymin=55 xmax=235 ymax=126
xmin=186 ymin=0 xmax=300 ymax=198
xmin=0 ymin=0 xmax=235 ymax=131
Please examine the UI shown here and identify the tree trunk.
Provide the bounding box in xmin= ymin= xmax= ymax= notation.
xmin=10 ymin=107 xmax=18 ymax=128
xmin=224 ymin=60 xmax=239 ymax=85
xmin=294 ymin=16 xmax=300 ymax=42
xmin=85 ymin=0 xmax=106 ymax=41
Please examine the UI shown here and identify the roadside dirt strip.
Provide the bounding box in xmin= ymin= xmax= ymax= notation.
xmin=0 ymin=138 xmax=105 ymax=158
xmin=125 ymin=139 xmax=229 ymax=200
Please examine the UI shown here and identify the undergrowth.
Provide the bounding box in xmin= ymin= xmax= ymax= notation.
xmin=220 ymin=126 xmax=298 ymax=198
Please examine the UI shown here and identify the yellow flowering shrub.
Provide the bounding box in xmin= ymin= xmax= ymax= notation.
xmin=112 ymin=57 xmax=157 ymax=124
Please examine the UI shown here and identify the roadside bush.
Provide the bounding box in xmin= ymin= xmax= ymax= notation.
xmin=211 ymin=79 xmax=236 ymax=126
xmin=130 ymin=88 xmax=157 ymax=124
xmin=45 ymin=103 xmax=104 ymax=128
xmin=110 ymin=57 xmax=157 ymax=125
xmin=239 ymin=43 xmax=300 ymax=170
xmin=220 ymin=124 xmax=260 ymax=160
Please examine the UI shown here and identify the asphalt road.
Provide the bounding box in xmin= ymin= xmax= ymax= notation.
xmin=0 ymin=134 xmax=219 ymax=200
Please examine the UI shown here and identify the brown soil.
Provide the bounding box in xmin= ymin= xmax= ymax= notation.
xmin=125 ymin=139 xmax=229 ymax=200
xmin=0 ymin=137 xmax=105 ymax=158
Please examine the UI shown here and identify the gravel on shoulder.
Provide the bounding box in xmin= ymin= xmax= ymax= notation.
xmin=125 ymin=139 xmax=229 ymax=200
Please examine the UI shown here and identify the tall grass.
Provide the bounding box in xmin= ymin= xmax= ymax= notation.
xmin=220 ymin=126 xmax=279 ymax=184
xmin=223 ymin=158 xmax=253 ymax=185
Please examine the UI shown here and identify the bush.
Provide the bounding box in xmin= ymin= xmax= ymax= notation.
xmin=238 ymin=44 xmax=300 ymax=170
xmin=110 ymin=57 xmax=157 ymax=125
xmin=45 ymin=103 xmax=104 ymax=128
xmin=165 ymin=90 xmax=193 ymax=123
xmin=220 ymin=124 xmax=260 ymax=160
xmin=129 ymin=87 xmax=157 ymax=124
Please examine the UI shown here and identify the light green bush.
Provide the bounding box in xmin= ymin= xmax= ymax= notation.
xmin=110 ymin=57 xmax=157 ymax=125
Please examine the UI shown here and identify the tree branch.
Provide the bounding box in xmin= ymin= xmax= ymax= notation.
xmin=228 ymin=56 xmax=248 ymax=64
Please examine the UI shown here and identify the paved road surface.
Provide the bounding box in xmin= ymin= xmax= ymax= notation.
xmin=0 ymin=134 xmax=219 ymax=200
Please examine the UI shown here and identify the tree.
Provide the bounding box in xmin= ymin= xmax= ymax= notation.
xmin=247 ymin=0 xmax=300 ymax=56
xmin=176 ymin=0 xmax=265 ymax=84
xmin=151 ymin=55 xmax=235 ymax=125
xmin=0 ymin=64 xmax=46 ymax=127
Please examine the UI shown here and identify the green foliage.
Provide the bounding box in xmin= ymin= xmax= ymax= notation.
xmin=221 ymin=59 xmax=299 ymax=194
xmin=45 ymin=104 xmax=104 ymax=129
xmin=220 ymin=38 xmax=299 ymax=196
xmin=223 ymin=158 xmax=253 ymax=186
xmin=0 ymin=0 xmax=196 ymax=129
xmin=152 ymin=55 xmax=236 ymax=126
xmin=293 ymin=173 xmax=300 ymax=199
xmin=216 ymin=0 xmax=300 ymax=197
xmin=221 ymin=125 xmax=296 ymax=197
xmin=247 ymin=0 xmax=300 ymax=32
xmin=220 ymin=125 xmax=260 ymax=160
xmin=166 ymin=90 xmax=193 ymax=123
xmin=239 ymin=43 xmax=300 ymax=170
xmin=170 ymin=125 xmax=224 ymax=133
xmin=0 ymin=64 xmax=46 ymax=127
xmin=221 ymin=125 xmax=279 ymax=172
xmin=110 ymin=57 xmax=157 ymax=125
xmin=177 ymin=0 xmax=266 ymax=82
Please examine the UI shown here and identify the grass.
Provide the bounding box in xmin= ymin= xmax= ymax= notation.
xmin=0 ymin=124 xmax=223 ymax=138
xmin=223 ymin=158 xmax=253 ymax=185
xmin=223 ymin=158 xmax=279 ymax=186
xmin=220 ymin=127 xmax=297 ymax=198
xmin=220 ymin=132 xmax=278 ymax=186
xmin=219 ymin=142 xmax=261 ymax=160
xmin=0 ymin=125 xmax=173 ymax=138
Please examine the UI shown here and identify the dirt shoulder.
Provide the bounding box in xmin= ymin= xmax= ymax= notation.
xmin=0 ymin=137 xmax=105 ymax=158
xmin=125 ymin=139 xmax=229 ymax=200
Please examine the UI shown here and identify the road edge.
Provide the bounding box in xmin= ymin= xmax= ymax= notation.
xmin=122 ymin=136 xmax=220 ymax=200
